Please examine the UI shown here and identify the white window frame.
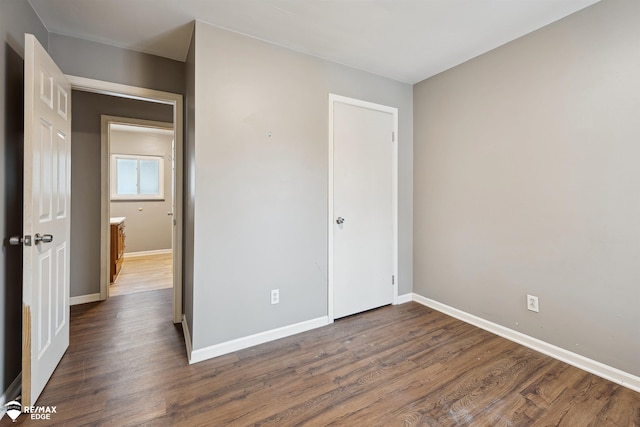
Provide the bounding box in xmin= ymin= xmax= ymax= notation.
xmin=110 ymin=153 xmax=165 ymax=200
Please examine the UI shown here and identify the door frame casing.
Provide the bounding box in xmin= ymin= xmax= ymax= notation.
xmin=101 ymin=115 xmax=174 ymax=293
xmin=327 ymin=94 xmax=398 ymax=322
xmin=66 ymin=75 xmax=184 ymax=324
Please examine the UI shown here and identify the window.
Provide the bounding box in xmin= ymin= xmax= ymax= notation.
xmin=111 ymin=154 xmax=164 ymax=200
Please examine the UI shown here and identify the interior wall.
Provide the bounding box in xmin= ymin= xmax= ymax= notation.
xmin=48 ymin=33 xmax=186 ymax=95
xmin=183 ymin=30 xmax=196 ymax=333
xmin=0 ymin=0 xmax=48 ymax=394
xmin=190 ymin=22 xmax=413 ymax=350
xmin=414 ymin=0 xmax=640 ymax=376
xmin=70 ymin=91 xmax=173 ymax=297
xmin=110 ymin=129 xmax=174 ymax=254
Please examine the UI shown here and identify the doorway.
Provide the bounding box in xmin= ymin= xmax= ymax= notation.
xmin=104 ymin=118 xmax=175 ymax=297
xmin=68 ymin=75 xmax=183 ymax=323
xmin=328 ymin=94 xmax=398 ymax=320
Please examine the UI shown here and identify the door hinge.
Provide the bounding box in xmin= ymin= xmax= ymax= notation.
xmin=392 ymin=275 xmax=395 ymax=285
xmin=392 ymin=131 xmax=395 ymax=142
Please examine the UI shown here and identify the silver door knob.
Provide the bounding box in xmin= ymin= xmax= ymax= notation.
xmin=34 ymin=233 xmax=53 ymax=244
xmin=336 ymin=217 xmax=345 ymax=225
xmin=9 ymin=235 xmax=32 ymax=246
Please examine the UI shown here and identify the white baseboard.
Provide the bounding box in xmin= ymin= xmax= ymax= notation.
xmin=0 ymin=373 xmax=21 ymax=420
xmin=124 ymin=249 xmax=172 ymax=258
xmin=190 ymin=316 xmax=330 ymax=364
xmin=395 ymin=293 xmax=412 ymax=304
xmin=412 ymin=293 xmax=640 ymax=394
xmin=70 ymin=293 xmax=101 ymax=305
xmin=182 ymin=315 xmax=193 ymax=364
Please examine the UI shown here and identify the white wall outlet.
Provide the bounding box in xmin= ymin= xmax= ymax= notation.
xmin=271 ymin=289 xmax=280 ymax=305
xmin=527 ymin=294 xmax=539 ymax=312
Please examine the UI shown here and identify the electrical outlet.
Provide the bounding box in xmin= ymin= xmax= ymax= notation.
xmin=271 ymin=289 xmax=280 ymax=305
xmin=527 ymin=295 xmax=539 ymax=313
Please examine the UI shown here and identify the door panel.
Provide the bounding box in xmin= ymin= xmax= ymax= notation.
xmin=23 ymin=33 xmax=71 ymax=406
xmin=333 ymin=99 xmax=394 ymax=319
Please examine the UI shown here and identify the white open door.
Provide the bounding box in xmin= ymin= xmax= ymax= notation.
xmin=330 ymin=95 xmax=397 ymax=319
xmin=21 ymin=33 xmax=71 ymax=406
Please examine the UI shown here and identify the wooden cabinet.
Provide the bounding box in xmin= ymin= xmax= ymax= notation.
xmin=110 ymin=218 xmax=126 ymax=284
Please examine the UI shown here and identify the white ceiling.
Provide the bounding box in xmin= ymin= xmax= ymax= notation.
xmin=28 ymin=0 xmax=600 ymax=84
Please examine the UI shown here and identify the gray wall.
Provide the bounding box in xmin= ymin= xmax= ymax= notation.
xmin=414 ymin=0 xmax=640 ymax=376
xmin=189 ymin=22 xmax=413 ymax=350
xmin=0 ymin=0 xmax=48 ymax=394
xmin=70 ymin=91 xmax=173 ymax=297
xmin=110 ymin=129 xmax=173 ymax=254
xmin=183 ymin=31 xmax=195 ymax=333
xmin=48 ymin=33 xmax=186 ymax=95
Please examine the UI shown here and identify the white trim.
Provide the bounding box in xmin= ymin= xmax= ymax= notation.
xmin=70 ymin=293 xmax=101 ymax=306
xmin=327 ymin=96 xmax=335 ymax=321
xmin=0 ymin=373 xmax=21 ymax=420
xmin=412 ymin=293 xmax=640 ymax=394
xmin=189 ymin=316 xmax=330 ymax=364
xmin=328 ymin=94 xmax=399 ymax=321
xmin=66 ymin=75 xmax=176 ymax=106
xmin=124 ymin=249 xmax=173 ymax=258
xmin=182 ymin=315 xmax=193 ymax=364
xmin=395 ymin=293 xmax=413 ymax=304
xmin=68 ymin=75 xmax=184 ymax=324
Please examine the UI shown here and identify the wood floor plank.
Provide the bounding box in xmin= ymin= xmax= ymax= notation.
xmin=8 ymin=291 xmax=639 ymax=426
xmin=110 ymin=253 xmax=172 ymax=296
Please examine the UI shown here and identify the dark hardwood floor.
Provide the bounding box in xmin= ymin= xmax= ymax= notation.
xmin=6 ymin=289 xmax=639 ymax=426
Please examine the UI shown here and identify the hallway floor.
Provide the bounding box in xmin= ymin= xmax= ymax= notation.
xmin=110 ymin=252 xmax=172 ymax=296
